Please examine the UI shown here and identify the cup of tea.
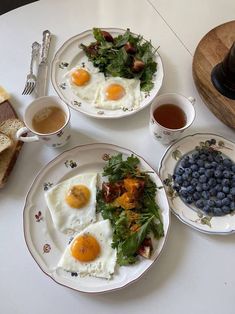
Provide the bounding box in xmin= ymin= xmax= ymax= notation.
xmin=149 ymin=93 xmax=196 ymax=145
xmin=16 ymin=96 xmax=71 ymax=147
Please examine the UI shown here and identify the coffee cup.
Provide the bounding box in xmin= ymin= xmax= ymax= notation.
xmin=16 ymin=96 xmax=71 ymax=147
xmin=149 ymin=93 xmax=196 ymax=145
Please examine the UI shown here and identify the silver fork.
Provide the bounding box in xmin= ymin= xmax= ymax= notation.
xmin=22 ymin=41 xmax=40 ymax=95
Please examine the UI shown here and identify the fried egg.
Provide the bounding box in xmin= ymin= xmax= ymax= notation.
xmin=94 ymin=77 xmax=141 ymax=110
xmin=65 ymin=62 xmax=105 ymax=102
xmin=58 ymin=219 xmax=117 ymax=279
xmin=45 ymin=173 xmax=97 ymax=234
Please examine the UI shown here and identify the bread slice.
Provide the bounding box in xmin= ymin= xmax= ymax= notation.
xmin=0 ymin=131 xmax=12 ymax=153
xmin=0 ymin=118 xmax=25 ymax=188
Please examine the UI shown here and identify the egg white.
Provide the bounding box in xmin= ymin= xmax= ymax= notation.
xmin=58 ymin=219 xmax=117 ymax=279
xmin=65 ymin=62 xmax=105 ymax=102
xmin=94 ymin=77 xmax=141 ymax=110
xmin=44 ymin=173 xmax=97 ymax=234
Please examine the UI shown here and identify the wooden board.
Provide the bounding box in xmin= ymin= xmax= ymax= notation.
xmin=0 ymin=100 xmax=24 ymax=188
xmin=192 ymin=20 xmax=235 ymax=129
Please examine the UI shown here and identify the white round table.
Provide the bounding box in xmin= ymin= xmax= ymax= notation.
xmin=0 ymin=0 xmax=234 ymax=313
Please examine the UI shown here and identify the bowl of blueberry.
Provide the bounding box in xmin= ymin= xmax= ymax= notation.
xmin=159 ymin=133 xmax=235 ymax=234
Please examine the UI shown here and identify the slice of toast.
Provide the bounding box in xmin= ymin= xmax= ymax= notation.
xmin=0 ymin=118 xmax=24 ymax=188
xmin=0 ymin=131 xmax=12 ymax=154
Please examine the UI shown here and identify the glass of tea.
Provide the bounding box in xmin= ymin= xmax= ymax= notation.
xmin=149 ymin=93 xmax=196 ymax=145
xmin=16 ymin=96 xmax=71 ymax=147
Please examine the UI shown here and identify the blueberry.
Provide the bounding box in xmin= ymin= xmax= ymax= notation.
xmin=222 ymin=206 xmax=230 ymax=214
xmin=193 ymin=192 xmax=200 ymax=201
xmin=230 ymin=202 xmax=235 ymax=211
xmin=222 ymin=198 xmax=230 ymax=206
xmin=223 ymin=170 xmax=231 ymax=179
xmin=208 ymin=178 xmax=216 ymax=186
xmin=195 ymin=199 xmax=204 ymax=208
xmin=215 ymin=184 xmax=222 ymax=192
xmin=223 ymin=158 xmax=232 ymax=167
xmin=191 ymin=178 xmax=198 ymax=186
xmin=205 ymin=169 xmax=214 ymax=178
xmin=199 ymin=175 xmax=207 ymax=183
xmin=222 ymin=178 xmax=230 ymax=186
xmin=188 ymin=158 xmax=195 ymax=165
xmin=192 ymin=152 xmax=199 ymax=159
xmin=208 ymin=199 xmax=215 ymax=207
xmin=204 ymin=162 xmax=212 ymax=169
xmin=182 ymin=181 xmax=189 ymax=187
xmin=214 ymin=170 xmax=223 ymax=178
xmin=200 ymin=154 xmax=207 ymax=161
xmin=227 ymin=194 xmax=233 ymax=201
xmin=186 ymin=185 xmax=195 ymax=194
xmin=186 ymin=196 xmax=193 ymax=204
xmin=232 ymin=165 xmax=235 ymax=173
xmin=207 ymin=155 xmax=214 ymax=162
xmin=181 ymin=160 xmax=190 ymax=168
xmin=190 ymin=164 xmax=198 ymax=171
xmin=216 ymin=164 xmax=224 ymax=171
xmin=192 ymin=172 xmax=199 ymax=179
xmin=202 ymin=183 xmax=209 ymax=191
xmin=222 ymin=186 xmax=230 ymax=194
xmin=202 ymin=191 xmax=210 ymax=199
xmin=217 ymin=192 xmax=225 ymax=200
xmin=185 ymin=168 xmax=192 ymax=175
xmin=196 ymin=184 xmax=203 ymax=192
xmin=209 ymin=188 xmax=217 ymax=197
xmin=230 ymin=187 xmax=235 ymax=196
xmin=203 ymin=205 xmax=211 ymax=214
xmin=180 ymin=189 xmax=188 ymax=198
xmin=215 ymin=199 xmax=222 ymax=207
xmin=213 ymin=208 xmax=224 ymax=216
xmin=197 ymin=159 xmax=204 ymax=167
xmin=182 ymin=173 xmax=189 ymax=181
xmin=176 ymin=167 xmax=184 ymax=175
xmin=198 ymin=167 xmax=206 ymax=175
xmin=175 ymin=175 xmax=183 ymax=184
xmin=215 ymin=155 xmax=223 ymax=163
xmin=211 ymin=161 xmax=218 ymax=168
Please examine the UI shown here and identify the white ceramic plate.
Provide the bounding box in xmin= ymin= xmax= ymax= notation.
xmin=51 ymin=28 xmax=164 ymax=119
xmin=23 ymin=143 xmax=170 ymax=293
xmin=158 ymin=133 xmax=235 ymax=235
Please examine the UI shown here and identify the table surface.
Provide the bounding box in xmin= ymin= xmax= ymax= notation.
xmin=0 ymin=0 xmax=235 ymax=313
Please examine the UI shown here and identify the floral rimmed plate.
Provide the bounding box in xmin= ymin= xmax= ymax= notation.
xmin=23 ymin=143 xmax=170 ymax=293
xmin=51 ymin=28 xmax=164 ymax=119
xmin=158 ymin=133 xmax=235 ymax=235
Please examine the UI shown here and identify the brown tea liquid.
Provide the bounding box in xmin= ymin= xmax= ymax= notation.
xmin=32 ymin=106 xmax=66 ymax=134
xmin=153 ymin=104 xmax=186 ymax=129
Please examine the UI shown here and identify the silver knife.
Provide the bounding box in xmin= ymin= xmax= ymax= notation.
xmin=36 ymin=30 xmax=51 ymax=97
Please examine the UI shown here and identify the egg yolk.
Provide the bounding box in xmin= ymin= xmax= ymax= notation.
xmin=105 ymin=83 xmax=125 ymax=100
xmin=65 ymin=185 xmax=90 ymax=208
xmin=71 ymin=234 xmax=101 ymax=262
xmin=71 ymin=69 xmax=90 ymax=86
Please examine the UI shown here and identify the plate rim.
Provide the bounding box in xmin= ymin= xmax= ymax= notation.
xmin=158 ymin=132 xmax=235 ymax=235
xmin=51 ymin=27 xmax=164 ymax=119
xmin=23 ymin=142 xmax=171 ymax=293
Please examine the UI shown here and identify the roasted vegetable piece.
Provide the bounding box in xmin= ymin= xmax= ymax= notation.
xmin=102 ymin=182 xmax=124 ymax=203
xmin=101 ymin=30 xmax=114 ymax=42
xmin=137 ymin=237 xmax=153 ymax=258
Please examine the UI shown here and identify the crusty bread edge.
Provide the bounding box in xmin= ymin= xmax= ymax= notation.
xmin=0 ymin=141 xmax=24 ymax=188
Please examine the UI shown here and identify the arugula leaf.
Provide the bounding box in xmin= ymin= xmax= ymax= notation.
xmin=102 ymin=153 xmax=140 ymax=182
xmin=121 ymin=216 xmax=154 ymax=256
xmin=80 ymin=28 xmax=158 ymax=92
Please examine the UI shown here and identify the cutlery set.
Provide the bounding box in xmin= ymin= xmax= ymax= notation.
xmin=22 ymin=30 xmax=51 ymax=96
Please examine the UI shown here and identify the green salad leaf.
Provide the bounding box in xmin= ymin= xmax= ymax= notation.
xmin=80 ymin=28 xmax=158 ymax=92
xmin=96 ymin=153 xmax=164 ymax=266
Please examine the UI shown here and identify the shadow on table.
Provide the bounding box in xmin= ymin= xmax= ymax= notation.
xmin=0 ymin=0 xmax=38 ymax=15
